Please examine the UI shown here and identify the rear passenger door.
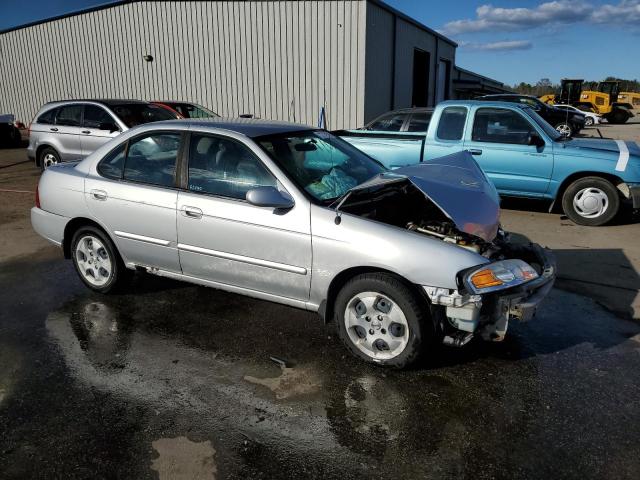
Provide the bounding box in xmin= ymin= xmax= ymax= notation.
xmin=463 ymin=107 xmax=553 ymax=196
xmin=80 ymin=104 xmax=122 ymax=155
xmin=85 ymin=131 xmax=183 ymax=272
xmin=53 ymin=105 xmax=84 ymax=160
xmin=176 ymin=132 xmax=312 ymax=301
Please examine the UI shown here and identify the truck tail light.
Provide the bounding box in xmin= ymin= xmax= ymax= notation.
xmin=35 ymin=184 xmax=41 ymax=208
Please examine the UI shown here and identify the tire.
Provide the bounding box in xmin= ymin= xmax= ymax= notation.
xmin=71 ymin=226 xmax=129 ymax=293
xmin=334 ymin=272 xmax=432 ymax=368
xmin=555 ymin=122 xmax=573 ymax=137
xmin=584 ymin=116 xmax=594 ymax=126
xmin=561 ymin=176 xmax=620 ymax=226
xmin=39 ymin=146 xmax=61 ymax=171
xmin=607 ymin=109 xmax=630 ymax=124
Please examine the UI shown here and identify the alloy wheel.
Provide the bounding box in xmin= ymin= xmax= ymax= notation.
xmin=75 ymin=235 xmax=113 ymax=287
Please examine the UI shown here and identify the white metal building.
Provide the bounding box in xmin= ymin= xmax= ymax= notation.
xmin=0 ymin=0 xmax=507 ymax=129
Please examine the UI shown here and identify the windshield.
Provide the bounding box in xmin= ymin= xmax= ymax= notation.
xmin=522 ymin=107 xmax=563 ymax=141
xmin=256 ymin=130 xmax=386 ymax=203
xmin=111 ymin=103 xmax=178 ymax=128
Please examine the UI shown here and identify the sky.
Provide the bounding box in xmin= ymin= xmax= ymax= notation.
xmin=1 ymin=0 xmax=639 ymax=86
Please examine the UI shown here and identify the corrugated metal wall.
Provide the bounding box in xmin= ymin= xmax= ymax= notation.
xmin=0 ymin=0 xmax=366 ymax=129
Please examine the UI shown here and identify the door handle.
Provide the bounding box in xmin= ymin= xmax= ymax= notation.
xmin=468 ymin=149 xmax=482 ymax=156
xmin=81 ymin=130 xmax=91 ymax=134
xmin=182 ymin=206 xmax=203 ymax=219
xmin=50 ymin=127 xmax=58 ymax=132
xmin=90 ymin=189 xmax=107 ymax=200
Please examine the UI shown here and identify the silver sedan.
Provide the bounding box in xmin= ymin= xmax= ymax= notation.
xmin=31 ymin=118 xmax=555 ymax=368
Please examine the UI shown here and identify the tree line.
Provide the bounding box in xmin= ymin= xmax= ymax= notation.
xmin=513 ymin=77 xmax=640 ymax=96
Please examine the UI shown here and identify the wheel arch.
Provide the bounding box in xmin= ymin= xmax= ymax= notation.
xmin=63 ymin=217 xmax=115 ymax=259
xmin=318 ymin=266 xmax=429 ymax=324
xmin=35 ymin=143 xmax=58 ymax=167
xmin=550 ymin=171 xmax=625 ymax=212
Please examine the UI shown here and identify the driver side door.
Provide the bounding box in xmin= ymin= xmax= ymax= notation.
xmin=463 ymin=107 xmax=553 ymax=196
xmin=176 ymin=133 xmax=312 ymax=302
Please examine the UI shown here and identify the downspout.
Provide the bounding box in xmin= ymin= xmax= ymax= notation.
xmin=390 ymin=14 xmax=397 ymax=110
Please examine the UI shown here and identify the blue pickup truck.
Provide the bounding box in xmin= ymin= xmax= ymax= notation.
xmin=336 ymin=101 xmax=640 ymax=226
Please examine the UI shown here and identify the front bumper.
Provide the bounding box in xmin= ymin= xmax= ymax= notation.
xmin=425 ymin=243 xmax=556 ymax=344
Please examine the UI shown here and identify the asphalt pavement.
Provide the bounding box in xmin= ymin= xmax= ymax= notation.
xmin=1 ymin=146 xmax=640 ymax=479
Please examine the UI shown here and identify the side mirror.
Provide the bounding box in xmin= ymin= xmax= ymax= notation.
xmin=99 ymin=122 xmax=119 ymax=133
xmin=528 ymin=133 xmax=545 ymax=147
xmin=246 ymin=186 xmax=294 ymax=209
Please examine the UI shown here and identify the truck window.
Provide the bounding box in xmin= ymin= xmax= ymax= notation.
xmin=367 ymin=113 xmax=407 ymax=132
xmin=436 ymin=107 xmax=466 ymax=140
xmin=406 ymin=112 xmax=432 ymax=132
xmin=472 ymin=108 xmax=536 ymax=145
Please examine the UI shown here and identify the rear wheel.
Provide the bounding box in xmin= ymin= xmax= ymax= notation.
xmin=39 ymin=147 xmax=60 ymax=171
xmin=334 ymin=273 xmax=432 ymax=368
xmin=607 ymin=109 xmax=630 ymax=124
xmin=71 ymin=226 xmax=129 ymax=293
xmin=561 ymin=176 xmax=620 ymax=226
xmin=555 ymin=122 xmax=573 ymax=137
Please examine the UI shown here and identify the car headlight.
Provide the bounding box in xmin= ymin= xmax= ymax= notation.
xmin=462 ymin=259 xmax=539 ymax=294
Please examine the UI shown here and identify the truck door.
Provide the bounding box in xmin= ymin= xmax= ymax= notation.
xmin=463 ymin=107 xmax=553 ymax=196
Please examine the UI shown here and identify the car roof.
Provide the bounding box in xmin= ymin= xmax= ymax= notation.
xmin=44 ymin=99 xmax=152 ymax=107
xmin=152 ymin=117 xmax=316 ymax=138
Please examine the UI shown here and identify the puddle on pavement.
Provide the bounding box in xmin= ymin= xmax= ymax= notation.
xmin=243 ymin=365 xmax=322 ymax=400
xmin=151 ymin=436 xmax=216 ymax=480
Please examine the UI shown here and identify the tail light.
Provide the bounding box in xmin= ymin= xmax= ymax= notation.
xmin=35 ymin=184 xmax=41 ymax=208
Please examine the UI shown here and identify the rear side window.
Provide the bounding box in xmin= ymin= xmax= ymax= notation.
xmin=406 ymin=112 xmax=432 ymax=132
xmin=97 ymin=144 xmax=126 ymax=180
xmin=436 ymin=107 xmax=467 ymax=140
xmin=472 ymin=108 xmax=536 ymax=145
xmin=37 ymin=108 xmax=57 ymax=125
xmin=84 ymin=105 xmax=116 ymax=129
xmin=367 ymin=113 xmax=407 ymax=132
xmin=188 ymin=134 xmax=276 ymax=200
xmin=111 ymin=104 xmax=176 ymax=128
xmin=124 ymin=133 xmax=181 ymax=187
xmin=56 ymin=105 xmax=82 ymax=127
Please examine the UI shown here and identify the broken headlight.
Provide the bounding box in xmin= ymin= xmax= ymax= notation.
xmin=462 ymin=259 xmax=539 ymax=294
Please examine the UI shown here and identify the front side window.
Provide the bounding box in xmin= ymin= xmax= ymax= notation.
xmin=123 ymin=133 xmax=181 ymax=187
xmin=436 ymin=107 xmax=467 ymax=140
xmin=188 ymin=134 xmax=276 ymax=200
xmin=56 ymin=105 xmax=82 ymax=127
xmin=472 ymin=108 xmax=536 ymax=145
xmin=111 ymin=103 xmax=177 ymax=128
xmin=257 ymin=130 xmax=385 ymax=202
xmin=84 ymin=105 xmax=117 ymax=129
xmin=366 ymin=113 xmax=407 ymax=132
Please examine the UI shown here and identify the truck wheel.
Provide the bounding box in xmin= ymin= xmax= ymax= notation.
xmin=555 ymin=122 xmax=573 ymax=137
xmin=334 ymin=273 xmax=432 ymax=368
xmin=561 ymin=176 xmax=620 ymax=226
xmin=607 ymin=109 xmax=630 ymax=124
xmin=39 ymin=147 xmax=60 ymax=171
xmin=71 ymin=226 xmax=129 ymax=293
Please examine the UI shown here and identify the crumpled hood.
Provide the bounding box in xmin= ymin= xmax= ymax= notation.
xmin=351 ymin=151 xmax=501 ymax=242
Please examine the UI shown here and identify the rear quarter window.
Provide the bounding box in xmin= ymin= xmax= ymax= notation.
xmin=37 ymin=108 xmax=57 ymax=125
xmin=436 ymin=107 xmax=467 ymax=141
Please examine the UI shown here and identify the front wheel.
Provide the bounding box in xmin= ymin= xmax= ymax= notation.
xmin=584 ymin=116 xmax=594 ymax=126
xmin=334 ymin=273 xmax=432 ymax=368
xmin=71 ymin=226 xmax=129 ymax=293
xmin=555 ymin=123 xmax=573 ymax=137
xmin=561 ymin=176 xmax=620 ymax=226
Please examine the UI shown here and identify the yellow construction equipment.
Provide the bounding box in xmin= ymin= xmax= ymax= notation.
xmin=618 ymin=91 xmax=640 ymax=110
xmin=540 ymin=79 xmax=634 ymax=124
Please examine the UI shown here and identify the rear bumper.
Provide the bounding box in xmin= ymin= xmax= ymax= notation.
xmin=31 ymin=207 xmax=69 ymax=247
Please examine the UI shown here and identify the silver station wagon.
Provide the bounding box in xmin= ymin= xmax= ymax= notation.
xmin=31 ymin=119 xmax=555 ymax=368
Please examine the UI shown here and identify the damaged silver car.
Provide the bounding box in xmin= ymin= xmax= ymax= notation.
xmin=31 ymin=119 xmax=555 ymax=368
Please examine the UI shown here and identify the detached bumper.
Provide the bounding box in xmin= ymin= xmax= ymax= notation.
xmin=425 ymin=243 xmax=556 ymax=345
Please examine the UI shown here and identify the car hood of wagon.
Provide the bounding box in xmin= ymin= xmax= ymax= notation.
xmin=338 ymin=151 xmax=501 ymax=242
